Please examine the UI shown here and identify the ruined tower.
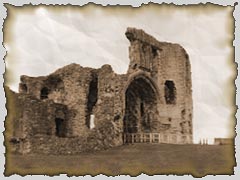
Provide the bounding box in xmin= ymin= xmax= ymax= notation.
xmin=123 ymin=28 xmax=193 ymax=143
xmin=7 ymin=28 xmax=193 ymax=154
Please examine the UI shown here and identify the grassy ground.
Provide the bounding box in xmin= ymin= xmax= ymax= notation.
xmin=5 ymin=144 xmax=235 ymax=177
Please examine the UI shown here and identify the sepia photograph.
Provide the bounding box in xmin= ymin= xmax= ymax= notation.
xmin=2 ymin=2 xmax=237 ymax=177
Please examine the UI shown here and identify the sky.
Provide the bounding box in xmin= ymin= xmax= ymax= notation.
xmin=4 ymin=4 xmax=236 ymax=144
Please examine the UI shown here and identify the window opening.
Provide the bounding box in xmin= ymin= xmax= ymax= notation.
xmin=86 ymin=75 xmax=98 ymax=128
xmin=40 ymin=87 xmax=49 ymax=99
xmin=164 ymin=80 xmax=176 ymax=104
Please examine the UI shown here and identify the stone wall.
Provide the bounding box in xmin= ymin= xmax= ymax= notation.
xmin=30 ymin=119 xmax=122 ymax=155
xmin=6 ymin=85 xmax=124 ymax=154
xmin=6 ymin=86 xmax=69 ymax=154
xmin=6 ymin=27 xmax=193 ymax=154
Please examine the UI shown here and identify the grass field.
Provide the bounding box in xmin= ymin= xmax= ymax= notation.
xmin=5 ymin=144 xmax=235 ymax=177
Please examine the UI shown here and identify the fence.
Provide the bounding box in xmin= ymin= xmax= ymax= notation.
xmin=123 ymin=133 xmax=192 ymax=144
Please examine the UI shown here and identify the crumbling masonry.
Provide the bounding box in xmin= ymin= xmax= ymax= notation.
xmin=6 ymin=28 xmax=193 ymax=154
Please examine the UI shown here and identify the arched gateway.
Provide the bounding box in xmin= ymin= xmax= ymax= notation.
xmin=124 ymin=76 xmax=159 ymax=131
xmin=123 ymin=74 xmax=161 ymax=143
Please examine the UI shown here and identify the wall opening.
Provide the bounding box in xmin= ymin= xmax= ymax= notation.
xmin=114 ymin=114 xmax=121 ymax=122
xmin=164 ymin=80 xmax=176 ymax=104
xmin=90 ymin=114 xmax=95 ymax=129
xmin=151 ymin=46 xmax=158 ymax=58
xmin=133 ymin=64 xmax=137 ymax=69
xmin=40 ymin=87 xmax=49 ymax=100
xmin=180 ymin=122 xmax=184 ymax=134
xmin=86 ymin=75 xmax=98 ymax=128
xmin=55 ymin=118 xmax=65 ymax=137
xmin=140 ymin=101 xmax=144 ymax=117
xmin=124 ymin=77 xmax=158 ymax=134
xmin=181 ymin=109 xmax=186 ymax=119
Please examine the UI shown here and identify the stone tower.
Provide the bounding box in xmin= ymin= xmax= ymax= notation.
xmin=123 ymin=28 xmax=193 ymax=143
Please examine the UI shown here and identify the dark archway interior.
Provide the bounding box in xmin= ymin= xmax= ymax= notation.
xmin=124 ymin=77 xmax=158 ymax=133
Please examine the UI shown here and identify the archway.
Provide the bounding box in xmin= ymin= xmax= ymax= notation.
xmin=123 ymin=76 xmax=159 ymax=135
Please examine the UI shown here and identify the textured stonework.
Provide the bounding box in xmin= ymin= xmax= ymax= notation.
xmin=6 ymin=28 xmax=193 ymax=154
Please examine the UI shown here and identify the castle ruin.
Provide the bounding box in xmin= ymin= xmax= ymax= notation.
xmin=6 ymin=28 xmax=193 ymax=154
